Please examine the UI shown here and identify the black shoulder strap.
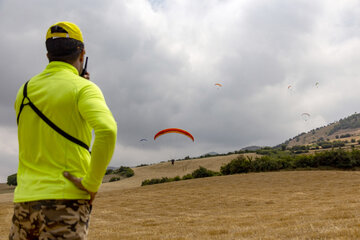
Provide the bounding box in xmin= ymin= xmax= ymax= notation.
xmin=16 ymin=80 xmax=90 ymax=152
xmin=16 ymin=81 xmax=30 ymax=125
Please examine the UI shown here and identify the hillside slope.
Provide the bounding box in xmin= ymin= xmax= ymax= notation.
xmin=284 ymin=113 xmax=360 ymax=147
xmin=100 ymin=153 xmax=257 ymax=192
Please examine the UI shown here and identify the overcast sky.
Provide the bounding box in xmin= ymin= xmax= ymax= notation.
xmin=1 ymin=0 xmax=360 ymax=182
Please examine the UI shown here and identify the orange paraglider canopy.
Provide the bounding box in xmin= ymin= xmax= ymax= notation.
xmin=154 ymin=128 xmax=194 ymax=142
xmin=215 ymin=83 xmax=222 ymax=87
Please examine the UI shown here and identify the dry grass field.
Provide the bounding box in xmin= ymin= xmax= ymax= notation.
xmin=2 ymin=154 xmax=360 ymax=239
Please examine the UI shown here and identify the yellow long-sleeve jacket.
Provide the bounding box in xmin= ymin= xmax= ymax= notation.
xmin=14 ymin=61 xmax=117 ymax=203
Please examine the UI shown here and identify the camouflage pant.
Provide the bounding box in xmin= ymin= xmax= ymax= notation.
xmin=9 ymin=199 xmax=92 ymax=240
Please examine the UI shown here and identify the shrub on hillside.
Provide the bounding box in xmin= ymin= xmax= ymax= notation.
xmin=124 ymin=168 xmax=135 ymax=177
xmin=336 ymin=155 xmax=354 ymax=169
xmin=293 ymin=150 xmax=309 ymax=154
xmin=220 ymin=155 xmax=252 ymax=175
xmin=255 ymin=147 xmax=279 ymax=156
xmin=160 ymin=177 xmax=171 ymax=183
xmin=141 ymin=177 xmax=173 ymax=186
xmin=318 ymin=141 xmax=333 ymax=149
xmin=114 ymin=166 xmax=134 ymax=177
xmin=340 ymin=134 xmax=351 ymax=138
xmin=350 ymin=149 xmax=360 ymax=167
xmin=109 ymin=177 xmax=120 ymax=182
xmin=220 ymin=148 xmax=360 ymax=176
xmin=136 ymin=164 xmax=149 ymax=167
xmin=141 ymin=167 xmax=220 ymax=186
xmin=277 ymin=156 xmax=295 ymax=169
xmin=182 ymin=173 xmax=193 ymax=180
xmin=294 ymin=155 xmax=318 ymax=168
xmin=7 ymin=173 xmax=17 ymax=186
xmin=314 ymin=149 xmax=353 ymax=169
xmin=316 ymin=140 xmax=346 ymax=149
xmin=291 ymin=145 xmax=308 ymax=151
xmin=142 ymin=178 xmax=160 ymax=186
xmin=192 ymin=166 xmax=219 ymax=178
xmin=332 ymin=141 xmax=346 ymax=148
xmin=252 ymin=156 xmax=282 ymax=172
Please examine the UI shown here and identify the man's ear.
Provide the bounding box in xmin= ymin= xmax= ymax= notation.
xmin=79 ymin=49 xmax=86 ymax=63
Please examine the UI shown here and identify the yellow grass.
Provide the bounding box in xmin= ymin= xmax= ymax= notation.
xmin=2 ymin=155 xmax=360 ymax=239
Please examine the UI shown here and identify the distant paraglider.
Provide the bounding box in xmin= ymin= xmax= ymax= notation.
xmin=301 ymin=113 xmax=311 ymax=121
xmin=154 ymin=128 xmax=194 ymax=142
xmin=139 ymin=138 xmax=148 ymax=147
xmin=287 ymin=85 xmax=294 ymax=94
xmin=214 ymin=83 xmax=222 ymax=89
xmin=315 ymin=82 xmax=319 ymax=88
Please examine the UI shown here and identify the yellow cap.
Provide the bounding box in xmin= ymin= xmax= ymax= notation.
xmin=46 ymin=21 xmax=84 ymax=43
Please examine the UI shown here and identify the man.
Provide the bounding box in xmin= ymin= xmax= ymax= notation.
xmin=10 ymin=21 xmax=117 ymax=239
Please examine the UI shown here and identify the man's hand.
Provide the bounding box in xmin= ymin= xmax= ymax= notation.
xmin=63 ymin=171 xmax=97 ymax=205
xmin=83 ymin=72 xmax=90 ymax=80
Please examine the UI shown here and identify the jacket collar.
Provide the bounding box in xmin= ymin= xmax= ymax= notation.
xmin=46 ymin=61 xmax=79 ymax=75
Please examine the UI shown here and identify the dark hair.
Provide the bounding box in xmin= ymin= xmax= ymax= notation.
xmin=46 ymin=38 xmax=84 ymax=63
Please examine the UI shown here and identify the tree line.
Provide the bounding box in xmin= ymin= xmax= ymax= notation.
xmin=141 ymin=149 xmax=360 ymax=186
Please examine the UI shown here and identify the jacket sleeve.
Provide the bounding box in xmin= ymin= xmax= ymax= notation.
xmin=77 ymin=83 xmax=117 ymax=192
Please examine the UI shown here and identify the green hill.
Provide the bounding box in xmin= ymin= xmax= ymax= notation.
xmin=283 ymin=112 xmax=360 ymax=148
